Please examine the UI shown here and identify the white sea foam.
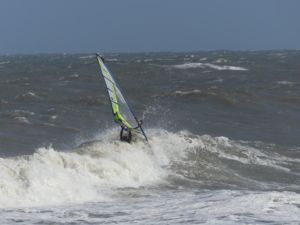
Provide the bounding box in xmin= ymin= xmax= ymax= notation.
xmin=270 ymin=52 xmax=287 ymax=59
xmin=107 ymin=58 xmax=118 ymax=62
xmin=1 ymin=189 xmax=299 ymax=224
xmin=0 ymin=61 xmax=10 ymax=65
xmin=13 ymin=116 xmax=31 ymax=124
xmin=277 ymin=80 xmax=295 ymax=85
xmin=51 ymin=115 xmax=58 ymax=120
xmin=79 ymin=55 xmax=94 ymax=59
xmin=199 ymin=134 xmax=300 ymax=172
xmin=13 ymin=110 xmax=36 ymax=116
xmin=174 ymin=89 xmax=202 ymax=96
xmin=173 ymin=62 xmax=248 ymax=71
xmin=213 ymin=78 xmax=223 ymax=83
xmin=214 ymin=58 xmax=228 ymax=63
xmin=0 ymin=129 xmax=298 ymax=208
xmin=0 ymin=129 xmax=192 ymax=208
xmin=70 ymin=73 xmax=79 ymax=78
xmin=15 ymin=92 xmax=42 ymax=101
xmin=192 ymin=190 xmax=300 ymax=224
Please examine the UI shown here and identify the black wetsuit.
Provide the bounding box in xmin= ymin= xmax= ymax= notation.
xmin=120 ymin=126 xmax=132 ymax=143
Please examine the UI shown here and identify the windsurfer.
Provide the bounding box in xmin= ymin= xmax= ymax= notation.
xmin=120 ymin=126 xmax=132 ymax=143
xmin=96 ymin=54 xmax=148 ymax=143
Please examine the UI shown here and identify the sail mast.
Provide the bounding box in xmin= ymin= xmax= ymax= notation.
xmin=96 ymin=54 xmax=148 ymax=142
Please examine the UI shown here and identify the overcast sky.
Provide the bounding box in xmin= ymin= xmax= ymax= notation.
xmin=1 ymin=0 xmax=300 ymax=53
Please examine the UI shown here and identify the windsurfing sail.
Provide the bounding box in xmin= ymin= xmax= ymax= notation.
xmin=96 ymin=54 xmax=148 ymax=142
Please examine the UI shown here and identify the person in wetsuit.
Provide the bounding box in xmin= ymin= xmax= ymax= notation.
xmin=120 ymin=126 xmax=132 ymax=143
xmin=115 ymin=112 xmax=143 ymax=143
xmin=114 ymin=112 xmax=132 ymax=143
xmin=119 ymin=120 xmax=144 ymax=143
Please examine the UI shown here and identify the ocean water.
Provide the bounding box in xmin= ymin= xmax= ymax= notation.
xmin=0 ymin=51 xmax=299 ymax=224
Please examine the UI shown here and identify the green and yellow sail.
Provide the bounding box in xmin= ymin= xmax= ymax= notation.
xmin=96 ymin=54 xmax=148 ymax=142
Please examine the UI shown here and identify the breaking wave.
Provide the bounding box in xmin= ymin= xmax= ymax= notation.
xmin=0 ymin=129 xmax=298 ymax=208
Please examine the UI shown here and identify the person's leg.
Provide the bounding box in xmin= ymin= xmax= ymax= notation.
xmin=120 ymin=127 xmax=125 ymax=141
xmin=127 ymin=131 xmax=132 ymax=143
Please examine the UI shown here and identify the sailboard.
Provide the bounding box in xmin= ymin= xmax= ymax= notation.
xmin=96 ymin=54 xmax=148 ymax=142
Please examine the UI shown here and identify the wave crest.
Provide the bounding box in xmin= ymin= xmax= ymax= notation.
xmin=0 ymin=129 xmax=298 ymax=208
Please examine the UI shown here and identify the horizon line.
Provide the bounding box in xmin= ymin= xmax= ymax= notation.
xmin=1 ymin=48 xmax=300 ymax=56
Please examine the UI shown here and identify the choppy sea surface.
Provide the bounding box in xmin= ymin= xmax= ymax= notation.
xmin=0 ymin=51 xmax=300 ymax=224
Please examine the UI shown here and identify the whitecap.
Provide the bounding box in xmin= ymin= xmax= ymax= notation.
xmin=50 ymin=115 xmax=57 ymax=120
xmin=14 ymin=116 xmax=30 ymax=124
xmin=173 ymin=89 xmax=202 ymax=96
xmin=15 ymin=92 xmax=42 ymax=101
xmin=107 ymin=58 xmax=118 ymax=62
xmin=12 ymin=110 xmax=36 ymax=116
xmin=0 ymin=61 xmax=10 ymax=65
xmin=0 ymin=129 xmax=298 ymax=209
xmin=173 ymin=62 xmax=248 ymax=71
xmin=213 ymin=78 xmax=223 ymax=83
xmin=79 ymin=55 xmax=95 ymax=59
xmin=70 ymin=73 xmax=79 ymax=78
xmin=277 ymin=81 xmax=295 ymax=85
xmin=214 ymin=58 xmax=228 ymax=63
